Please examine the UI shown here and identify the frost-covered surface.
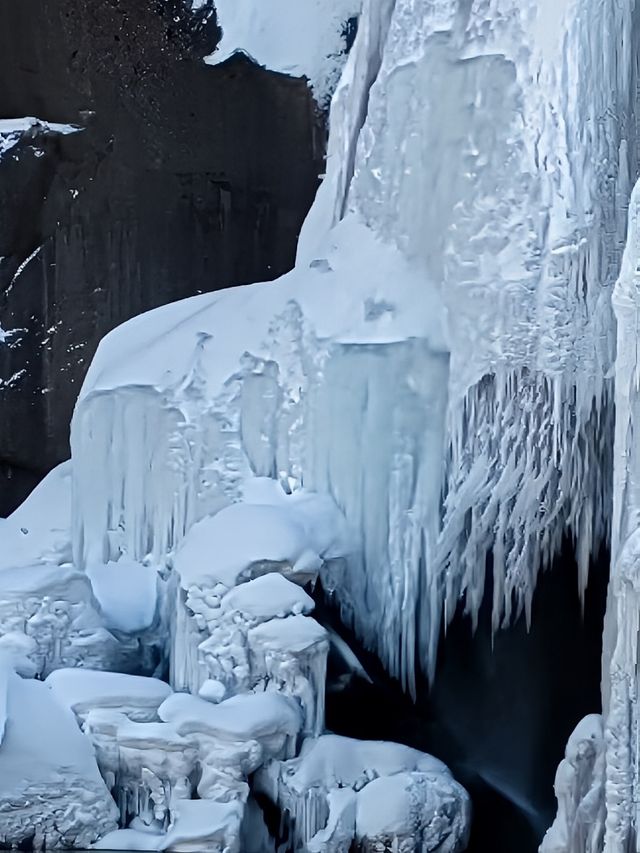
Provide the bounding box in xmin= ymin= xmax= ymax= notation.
xmin=0 ymin=661 xmax=118 ymax=849
xmin=256 ymin=735 xmax=471 ymax=852
xmin=171 ymin=566 xmax=328 ymax=735
xmin=0 ymin=117 xmax=81 ymax=159
xmin=205 ymin=0 xmax=360 ymax=103
xmin=5 ymin=0 xmax=624 ymax=846
xmin=540 ymin=715 xmax=605 ymax=853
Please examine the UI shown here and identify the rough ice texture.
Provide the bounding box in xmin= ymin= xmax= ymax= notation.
xmin=205 ymin=0 xmax=360 ymax=103
xmin=540 ymin=715 xmax=605 ymax=853
xmin=0 ymin=662 xmax=119 ymax=850
xmin=599 ymin=176 xmax=640 ymax=853
xmin=0 ymin=564 xmax=153 ymax=677
xmin=70 ymin=0 xmax=634 ymax=698
xmin=256 ymin=734 xmax=471 ymax=852
xmin=172 ymin=587 xmax=329 ymax=735
xmin=46 ymin=668 xmax=173 ymax=722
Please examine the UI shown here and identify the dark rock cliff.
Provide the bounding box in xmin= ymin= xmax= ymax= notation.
xmin=0 ymin=0 xmax=326 ymax=515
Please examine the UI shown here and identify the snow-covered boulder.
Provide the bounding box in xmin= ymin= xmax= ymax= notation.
xmin=257 ymin=734 xmax=471 ymax=852
xmin=46 ymin=668 xmax=173 ymax=723
xmin=84 ymin=711 xmax=198 ymax=828
xmin=541 ymin=716 xmax=605 ymax=853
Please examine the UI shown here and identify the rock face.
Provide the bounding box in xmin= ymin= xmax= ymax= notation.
xmin=0 ymin=0 xmax=325 ymax=515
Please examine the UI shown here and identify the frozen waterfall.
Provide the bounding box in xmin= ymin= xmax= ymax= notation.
xmin=73 ymin=0 xmax=634 ymax=688
xmin=3 ymin=0 xmax=640 ymax=850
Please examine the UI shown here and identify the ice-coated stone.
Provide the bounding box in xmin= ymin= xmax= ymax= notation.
xmin=0 ymin=564 xmax=152 ymax=677
xmin=46 ymin=668 xmax=173 ymax=723
xmin=256 ymin=734 xmax=470 ymax=852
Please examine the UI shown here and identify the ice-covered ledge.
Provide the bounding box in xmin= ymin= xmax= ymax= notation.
xmin=70 ymin=215 xmax=449 ymax=690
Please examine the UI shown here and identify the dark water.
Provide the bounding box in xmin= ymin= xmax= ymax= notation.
xmin=321 ymin=541 xmax=609 ymax=853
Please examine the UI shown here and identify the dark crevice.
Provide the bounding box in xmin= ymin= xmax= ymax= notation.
xmin=319 ymin=540 xmax=609 ymax=853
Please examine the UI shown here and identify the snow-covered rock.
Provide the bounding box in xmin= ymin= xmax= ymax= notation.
xmin=84 ymin=711 xmax=198 ymax=828
xmin=71 ymin=0 xmax=634 ymax=698
xmin=0 ymin=564 xmax=149 ymax=677
xmin=46 ymin=668 xmax=173 ymax=722
xmin=257 ymin=734 xmax=471 ymax=852
xmin=0 ymin=461 xmax=72 ymax=571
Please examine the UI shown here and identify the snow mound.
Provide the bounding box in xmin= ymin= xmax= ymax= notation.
xmin=158 ymin=689 xmax=301 ymax=742
xmin=174 ymin=502 xmax=321 ymax=589
xmin=0 ymin=117 xmax=82 ymax=160
xmin=221 ymin=572 xmax=315 ymax=620
xmin=0 ymin=461 xmax=71 ymax=570
xmin=258 ymin=734 xmax=470 ymax=852
xmin=159 ymin=799 xmax=244 ymax=852
xmin=46 ymin=668 xmax=173 ymax=721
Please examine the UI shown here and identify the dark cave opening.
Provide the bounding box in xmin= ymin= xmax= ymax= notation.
xmin=319 ymin=540 xmax=610 ymax=853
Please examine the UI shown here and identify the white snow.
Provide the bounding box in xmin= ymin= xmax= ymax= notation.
xmin=220 ymin=571 xmax=315 ymax=620
xmin=94 ymin=828 xmax=163 ymax=851
xmin=0 ymin=116 xmax=82 ymax=159
xmin=205 ymin=0 xmax=360 ymax=102
xmin=0 ymin=460 xmax=71 ymax=568
xmin=46 ymin=668 xmax=172 ymax=721
xmin=158 ymin=689 xmax=301 ymax=742
xmin=159 ymin=799 xmax=243 ymax=852
xmin=0 ymin=563 xmax=150 ymax=677
xmin=198 ymin=678 xmax=226 ymax=703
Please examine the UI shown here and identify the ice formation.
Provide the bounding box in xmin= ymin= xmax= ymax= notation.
xmin=5 ymin=0 xmax=640 ymax=849
xmin=256 ymin=735 xmax=471 ymax=851
xmin=540 ymin=716 xmax=605 ymax=853
xmin=71 ymin=0 xmax=634 ymax=697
